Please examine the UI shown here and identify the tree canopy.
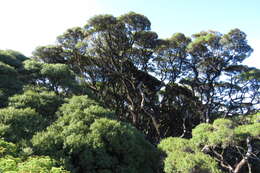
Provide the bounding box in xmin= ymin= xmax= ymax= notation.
xmin=0 ymin=11 xmax=259 ymax=173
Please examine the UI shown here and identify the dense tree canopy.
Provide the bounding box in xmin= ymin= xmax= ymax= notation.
xmin=0 ymin=11 xmax=259 ymax=173
xmin=32 ymin=96 xmax=160 ymax=173
xmin=32 ymin=12 xmax=259 ymax=144
xmin=0 ymin=50 xmax=28 ymax=107
xmin=0 ymin=139 xmax=70 ymax=173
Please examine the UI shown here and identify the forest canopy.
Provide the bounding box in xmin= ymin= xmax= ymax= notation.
xmin=0 ymin=12 xmax=259 ymax=173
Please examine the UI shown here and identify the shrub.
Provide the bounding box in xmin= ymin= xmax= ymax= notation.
xmin=0 ymin=108 xmax=45 ymax=143
xmin=32 ymin=96 xmax=159 ymax=172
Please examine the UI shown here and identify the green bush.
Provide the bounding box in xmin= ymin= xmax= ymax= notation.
xmin=0 ymin=138 xmax=69 ymax=173
xmin=58 ymin=95 xmax=98 ymax=116
xmin=158 ymin=137 xmax=221 ymax=173
xmin=0 ymin=138 xmax=19 ymax=158
xmin=32 ymin=96 xmax=159 ymax=173
xmin=191 ymin=119 xmax=235 ymax=147
xmin=9 ymin=88 xmax=63 ymax=119
xmin=0 ymin=107 xmax=45 ymax=143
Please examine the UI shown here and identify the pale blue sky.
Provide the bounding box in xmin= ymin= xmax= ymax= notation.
xmin=0 ymin=0 xmax=259 ymax=67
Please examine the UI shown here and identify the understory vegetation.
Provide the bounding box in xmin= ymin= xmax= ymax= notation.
xmin=0 ymin=12 xmax=259 ymax=173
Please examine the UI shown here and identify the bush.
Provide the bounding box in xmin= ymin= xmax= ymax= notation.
xmin=158 ymin=137 xmax=221 ymax=173
xmin=0 ymin=107 xmax=46 ymax=143
xmin=32 ymin=96 xmax=159 ymax=173
xmin=0 ymin=139 xmax=69 ymax=173
xmin=9 ymin=88 xmax=63 ymax=120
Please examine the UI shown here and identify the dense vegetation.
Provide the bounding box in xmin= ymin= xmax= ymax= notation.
xmin=0 ymin=12 xmax=259 ymax=173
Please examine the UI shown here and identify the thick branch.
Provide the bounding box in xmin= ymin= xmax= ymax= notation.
xmin=234 ymin=137 xmax=253 ymax=173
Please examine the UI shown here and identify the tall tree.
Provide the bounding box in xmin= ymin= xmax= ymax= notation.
xmin=32 ymin=12 xmax=259 ymax=143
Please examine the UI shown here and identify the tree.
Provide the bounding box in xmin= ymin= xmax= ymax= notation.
xmin=1 ymin=11 xmax=260 ymax=173
xmin=181 ymin=29 xmax=255 ymax=122
xmin=32 ymin=96 xmax=160 ymax=173
xmin=32 ymin=12 xmax=259 ymax=144
xmin=22 ymin=59 xmax=80 ymax=95
xmin=158 ymin=113 xmax=260 ymax=173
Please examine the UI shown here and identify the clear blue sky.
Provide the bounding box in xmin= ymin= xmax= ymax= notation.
xmin=97 ymin=0 xmax=260 ymax=39
xmin=0 ymin=0 xmax=259 ymax=67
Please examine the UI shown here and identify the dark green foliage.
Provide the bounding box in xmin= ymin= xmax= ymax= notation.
xmin=0 ymin=50 xmax=27 ymax=68
xmin=85 ymin=118 xmax=159 ymax=173
xmin=32 ymin=96 xmax=159 ymax=173
xmin=0 ymin=139 xmax=70 ymax=173
xmin=8 ymin=87 xmax=64 ymax=120
xmin=0 ymin=138 xmax=19 ymax=158
xmin=0 ymin=62 xmax=21 ymax=105
xmin=23 ymin=59 xmax=78 ymax=94
xmin=0 ymin=50 xmax=28 ymax=107
xmin=0 ymin=107 xmax=46 ymax=143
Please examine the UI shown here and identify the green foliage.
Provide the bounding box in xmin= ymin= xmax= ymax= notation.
xmin=58 ymin=95 xmax=99 ymax=115
xmin=1 ymin=12 xmax=260 ymax=173
xmin=158 ymin=138 xmax=222 ymax=173
xmin=189 ymin=115 xmax=260 ymax=172
xmin=41 ymin=63 xmax=76 ymax=88
xmin=234 ymin=122 xmax=260 ymax=141
xmin=0 ymin=107 xmax=45 ymax=143
xmin=191 ymin=123 xmax=214 ymax=146
xmin=0 ymin=62 xmax=23 ymax=107
xmin=23 ymin=60 xmax=78 ymax=94
xmin=0 ymin=138 xmax=18 ymax=157
xmin=232 ymin=112 xmax=260 ymax=125
xmin=8 ymin=88 xmax=63 ymax=119
xmin=159 ymin=114 xmax=260 ymax=173
xmin=0 ymin=50 xmax=27 ymax=68
xmin=15 ymin=156 xmax=69 ymax=173
xmin=0 ymin=61 xmax=17 ymax=75
xmin=118 ymin=11 xmax=151 ymax=31
xmin=164 ymin=152 xmax=222 ymax=173
xmin=32 ymin=96 xmax=159 ymax=172
xmin=0 ymin=50 xmax=28 ymax=107
xmin=31 ymin=96 xmax=104 ymax=158
xmin=191 ymin=119 xmax=235 ymax=147
xmin=0 ymin=156 xmax=70 ymax=173
xmin=158 ymin=137 xmax=197 ymax=155
xmin=87 ymin=14 xmax=117 ymax=31
xmin=23 ymin=59 xmax=43 ymax=79
xmin=0 ymin=139 xmax=69 ymax=173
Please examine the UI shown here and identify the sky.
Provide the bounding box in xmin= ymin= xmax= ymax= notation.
xmin=0 ymin=0 xmax=259 ymax=68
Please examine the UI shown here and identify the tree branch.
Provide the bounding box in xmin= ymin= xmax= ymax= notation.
xmin=234 ymin=137 xmax=253 ymax=173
